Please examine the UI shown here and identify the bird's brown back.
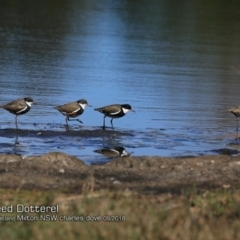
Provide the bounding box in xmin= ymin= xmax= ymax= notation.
xmin=55 ymin=101 xmax=80 ymax=114
xmin=228 ymin=106 xmax=240 ymax=118
xmin=95 ymin=104 xmax=121 ymax=115
xmin=0 ymin=98 xmax=27 ymax=113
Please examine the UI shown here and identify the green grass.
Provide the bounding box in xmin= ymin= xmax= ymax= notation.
xmin=0 ymin=188 xmax=240 ymax=240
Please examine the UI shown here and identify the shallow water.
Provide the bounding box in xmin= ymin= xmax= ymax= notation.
xmin=0 ymin=0 xmax=240 ymax=164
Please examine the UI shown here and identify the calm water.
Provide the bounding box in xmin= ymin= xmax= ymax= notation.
xmin=0 ymin=0 xmax=240 ymax=164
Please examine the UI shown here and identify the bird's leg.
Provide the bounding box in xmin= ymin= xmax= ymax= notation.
xmin=65 ymin=117 xmax=70 ymax=131
xmin=15 ymin=115 xmax=18 ymax=130
xmin=14 ymin=116 xmax=19 ymax=144
xmin=67 ymin=118 xmax=83 ymax=123
xmin=236 ymin=118 xmax=238 ymax=139
xmin=102 ymin=116 xmax=106 ymax=130
xmin=110 ymin=118 xmax=114 ymax=131
xmin=236 ymin=118 xmax=240 ymax=139
xmin=14 ymin=136 xmax=20 ymax=145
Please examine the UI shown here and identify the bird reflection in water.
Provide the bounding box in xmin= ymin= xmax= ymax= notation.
xmin=14 ymin=135 xmax=20 ymax=145
xmin=94 ymin=147 xmax=132 ymax=158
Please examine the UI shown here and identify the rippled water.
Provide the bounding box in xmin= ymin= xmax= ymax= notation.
xmin=0 ymin=0 xmax=240 ymax=164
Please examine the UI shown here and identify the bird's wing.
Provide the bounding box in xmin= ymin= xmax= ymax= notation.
xmin=228 ymin=106 xmax=240 ymax=114
xmin=97 ymin=105 xmax=121 ymax=115
xmin=55 ymin=102 xmax=80 ymax=114
xmin=0 ymin=99 xmax=26 ymax=112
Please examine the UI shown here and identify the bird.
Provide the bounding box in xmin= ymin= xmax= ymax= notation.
xmin=0 ymin=97 xmax=34 ymax=129
xmin=228 ymin=106 xmax=240 ymax=139
xmin=54 ymin=99 xmax=91 ymax=130
xmin=94 ymin=147 xmax=131 ymax=157
xmin=94 ymin=104 xmax=135 ymax=130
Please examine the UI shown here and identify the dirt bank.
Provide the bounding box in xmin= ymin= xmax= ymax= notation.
xmin=0 ymin=152 xmax=239 ymax=195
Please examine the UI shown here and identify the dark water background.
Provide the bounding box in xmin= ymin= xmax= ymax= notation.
xmin=0 ymin=0 xmax=240 ymax=164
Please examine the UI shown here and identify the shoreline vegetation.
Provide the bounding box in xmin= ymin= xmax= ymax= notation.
xmin=0 ymin=152 xmax=240 ymax=239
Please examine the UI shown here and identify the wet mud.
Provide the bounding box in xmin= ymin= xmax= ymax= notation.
xmin=0 ymin=128 xmax=135 ymax=164
xmin=0 ymin=128 xmax=132 ymax=138
xmin=0 ymin=125 xmax=239 ymax=164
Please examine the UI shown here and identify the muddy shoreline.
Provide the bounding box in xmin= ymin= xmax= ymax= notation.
xmin=0 ymin=128 xmax=133 ymax=138
xmin=0 ymin=152 xmax=239 ymax=195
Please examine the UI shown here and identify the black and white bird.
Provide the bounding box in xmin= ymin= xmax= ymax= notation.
xmin=94 ymin=104 xmax=135 ymax=130
xmin=228 ymin=106 xmax=240 ymax=139
xmin=94 ymin=147 xmax=131 ymax=157
xmin=0 ymin=97 xmax=34 ymax=129
xmin=54 ymin=99 xmax=91 ymax=130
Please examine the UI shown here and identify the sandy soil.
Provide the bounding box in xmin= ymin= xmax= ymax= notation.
xmin=0 ymin=152 xmax=239 ymax=195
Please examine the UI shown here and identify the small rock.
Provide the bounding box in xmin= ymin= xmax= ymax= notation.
xmin=113 ymin=180 xmax=121 ymax=185
xmin=223 ymin=184 xmax=231 ymax=189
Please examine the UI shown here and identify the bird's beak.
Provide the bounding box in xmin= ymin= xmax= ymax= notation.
xmin=131 ymin=109 xmax=135 ymax=112
xmin=88 ymin=104 xmax=92 ymax=107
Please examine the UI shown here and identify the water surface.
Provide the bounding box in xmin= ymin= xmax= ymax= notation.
xmin=0 ymin=0 xmax=240 ymax=164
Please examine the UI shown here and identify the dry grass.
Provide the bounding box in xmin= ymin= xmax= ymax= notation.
xmin=0 ymin=188 xmax=239 ymax=240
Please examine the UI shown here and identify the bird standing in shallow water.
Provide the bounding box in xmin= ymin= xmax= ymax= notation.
xmin=94 ymin=104 xmax=135 ymax=130
xmin=54 ymin=99 xmax=91 ymax=130
xmin=228 ymin=106 xmax=240 ymax=139
xmin=0 ymin=97 xmax=34 ymax=130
